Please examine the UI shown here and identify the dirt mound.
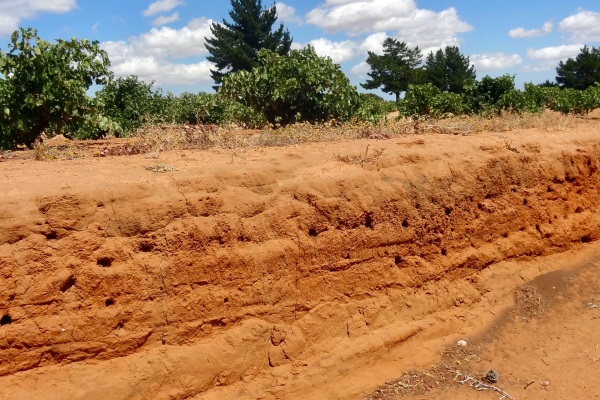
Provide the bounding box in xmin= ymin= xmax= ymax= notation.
xmin=0 ymin=126 xmax=599 ymax=399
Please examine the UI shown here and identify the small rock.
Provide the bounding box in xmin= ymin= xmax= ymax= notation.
xmin=457 ymin=340 xmax=468 ymax=347
xmin=485 ymin=369 xmax=499 ymax=383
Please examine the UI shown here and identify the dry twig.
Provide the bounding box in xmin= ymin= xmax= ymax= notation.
xmin=454 ymin=372 xmax=515 ymax=400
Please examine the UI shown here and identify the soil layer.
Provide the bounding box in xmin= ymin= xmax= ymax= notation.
xmin=0 ymin=126 xmax=599 ymax=399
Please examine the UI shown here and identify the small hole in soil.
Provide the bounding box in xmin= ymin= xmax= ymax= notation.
xmin=97 ymin=257 xmax=113 ymax=267
xmin=581 ymin=235 xmax=592 ymax=243
xmin=223 ymin=297 xmax=229 ymax=303
xmin=365 ymin=213 xmax=374 ymax=229
xmin=535 ymin=224 xmax=542 ymax=234
xmin=60 ymin=276 xmax=76 ymax=293
xmin=511 ymin=187 xmax=517 ymax=193
xmin=502 ymin=232 xmax=508 ymax=238
xmin=415 ymin=203 xmax=420 ymax=210
xmin=441 ymin=248 xmax=447 ymax=256
xmin=444 ymin=207 xmax=452 ymax=216
xmin=477 ymin=203 xmax=484 ymax=210
xmin=394 ymin=256 xmax=402 ymax=265
xmin=8 ymin=295 xmax=14 ymax=301
xmin=401 ymin=219 xmax=409 ymax=228
xmin=308 ymin=228 xmax=318 ymax=237
xmin=46 ymin=231 xmax=58 ymax=240
xmin=0 ymin=315 xmax=12 ymax=326
xmin=105 ymin=298 xmax=115 ymax=307
xmin=115 ymin=321 xmax=124 ymax=330
xmin=523 ymin=198 xmax=528 ymax=206
xmin=575 ymin=207 xmax=583 ymax=213
xmin=139 ymin=242 xmax=153 ymax=252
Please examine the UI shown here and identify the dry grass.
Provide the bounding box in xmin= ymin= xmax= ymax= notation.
xmin=26 ymin=110 xmax=587 ymax=161
xmin=334 ymin=144 xmax=385 ymax=167
xmin=132 ymin=111 xmax=583 ymax=156
xmin=364 ymin=343 xmax=482 ymax=399
xmin=425 ymin=109 xmax=581 ymax=135
xmin=514 ymin=286 xmax=545 ymax=320
xmin=364 ymin=342 xmax=515 ymax=400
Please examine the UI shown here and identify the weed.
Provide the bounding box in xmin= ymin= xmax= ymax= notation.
xmin=334 ymin=145 xmax=385 ymax=167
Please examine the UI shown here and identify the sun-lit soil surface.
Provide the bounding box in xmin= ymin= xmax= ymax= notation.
xmin=0 ymin=118 xmax=599 ymax=399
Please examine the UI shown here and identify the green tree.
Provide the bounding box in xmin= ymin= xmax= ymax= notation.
xmin=361 ymin=38 xmax=422 ymax=101
xmin=538 ymin=79 xmax=558 ymax=88
xmin=462 ymin=74 xmax=516 ymax=114
xmin=205 ymin=0 xmax=292 ymax=88
xmin=0 ymin=28 xmax=112 ymax=148
xmin=96 ymin=75 xmax=163 ymax=135
xmin=220 ymin=46 xmax=359 ymax=125
xmin=424 ymin=46 xmax=475 ymax=93
xmin=556 ymin=46 xmax=600 ymax=90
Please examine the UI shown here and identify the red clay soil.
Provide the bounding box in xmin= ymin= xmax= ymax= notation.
xmin=0 ymin=124 xmax=599 ymax=399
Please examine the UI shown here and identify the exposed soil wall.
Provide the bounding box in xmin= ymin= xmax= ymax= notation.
xmin=0 ymin=128 xmax=599 ymax=399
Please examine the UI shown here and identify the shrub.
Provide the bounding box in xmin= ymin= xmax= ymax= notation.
xmin=547 ymin=84 xmax=600 ymax=115
xmin=0 ymin=28 xmax=112 ymax=148
xmin=355 ymin=93 xmax=396 ymax=123
xmin=95 ymin=75 xmax=163 ymax=135
xmin=463 ymin=75 xmax=516 ymax=114
xmin=163 ymin=92 xmax=266 ymax=128
xmin=220 ymin=46 xmax=360 ymax=125
xmin=399 ymin=84 xmax=465 ymax=117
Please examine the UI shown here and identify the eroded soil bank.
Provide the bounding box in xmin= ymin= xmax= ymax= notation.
xmin=0 ymin=126 xmax=599 ymax=399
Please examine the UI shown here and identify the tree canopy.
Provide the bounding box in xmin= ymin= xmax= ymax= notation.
xmin=361 ymin=38 xmax=422 ymax=101
xmin=205 ymin=0 xmax=292 ymax=88
xmin=556 ymin=46 xmax=600 ymax=90
xmin=424 ymin=46 xmax=475 ymax=93
xmin=0 ymin=28 xmax=112 ymax=148
xmin=220 ymin=46 xmax=359 ymax=125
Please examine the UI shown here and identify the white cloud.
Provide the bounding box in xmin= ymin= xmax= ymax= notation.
xmin=305 ymin=0 xmax=472 ymax=51
xmin=109 ymin=56 xmax=213 ymax=85
xmin=0 ymin=0 xmax=76 ymax=36
xmin=275 ymin=2 xmax=303 ymax=24
xmin=293 ymin=32 xmax=388 ymax=64
xmin=559 ymin=10 xmax=600 ymax=43
xmin=92 ymin=21 xmax=100 ymax=33
xmin=509 ymin=22 xmax=553 ymax=38
xmin=153 ymin=12 xmax=179 ymax=26
xmin=526 ymin=44 xmax=583 ymax=61
xmin=102 ymin=17 xmax=215 ymax=85
xmin=470 ymin=53 xmax=522 ymax=71
xmin=523 ymin=44 xmax=585 ymax=74
xmin=143 ymin=0 xmax=183 ymax=17
xmin=522 ymin=62 xmax=556 ymax=73
xmin=350 ymin=61 xmax=370 ymax=77
xmin=308 ymin=38 xmax=357 ymax=63
xmin=358 ymin=32 xmax=388 ymax=54
xmin=307 ymin=0 xmax=415 ymax=35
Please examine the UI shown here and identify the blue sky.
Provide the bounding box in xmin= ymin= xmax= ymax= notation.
xmin=1 ymin=0 xmax=599 ymax=98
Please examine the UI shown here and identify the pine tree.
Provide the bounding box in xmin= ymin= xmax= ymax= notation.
xmin=205 ymin=0 xmax=292 ymax=88
xmin=556 ymin=46 xmax=600 ymax=90
xmin=361 ymin=39 xmax=422 ymax=101
xmin=424 ymin=46 xmax=475 ymax=93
